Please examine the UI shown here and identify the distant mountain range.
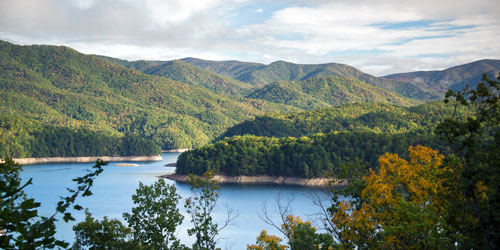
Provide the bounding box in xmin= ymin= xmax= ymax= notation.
xmin=180 ymin=58 xmax=443 ymax=100
xmin=1 ymin=39 xmax=499 ymax=153
xmin=384 ymin=59 xmax=500 ymax=92
xmin=246 ymin=76 xmax=420 ymax=109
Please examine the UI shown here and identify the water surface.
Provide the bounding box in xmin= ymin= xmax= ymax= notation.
xmin=20 ymin=153 xmax=333 ymax=249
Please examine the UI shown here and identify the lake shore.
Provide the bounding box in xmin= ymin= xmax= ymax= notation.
xmin=162 ymin=148 xmax=189 ymax=153
xmin=3 ymin=155 xmax=163 ymax=165
xmin=162 ymin=173 xmax=346 ymax=187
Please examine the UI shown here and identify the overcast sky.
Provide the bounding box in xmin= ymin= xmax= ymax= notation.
xmin=1 ymin=0 xmax=499 ymax=76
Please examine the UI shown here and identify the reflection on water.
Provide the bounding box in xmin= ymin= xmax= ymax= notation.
xmin=20 ymin=153 xmax=335 ymax=249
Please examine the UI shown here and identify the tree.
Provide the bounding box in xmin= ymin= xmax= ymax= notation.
xmin=248 ymin=215 xmax=336 ymax=250
xmin=247 ymin=230 xmax=287 ymax=250
xmin=0 ymin=158 xmax=105 ymax=249
xmin=72 ymin=210 xmax=137 ymax=250
xmin=185 ymin=171 xmax=236 ymax=250
xmin=71 ymin=171 xmax=233 ymax=250
xmin=123 ymin=179 xmax=186 ymax=250
xmin=330 ymin=146 xmax=460 ymax=249
xmin=436 ymin=73 xmax=500 ymax=249
xmin=253 ymin=194 xmax=336 ymax=250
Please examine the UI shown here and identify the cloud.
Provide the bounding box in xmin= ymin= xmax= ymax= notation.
xmin=0 ymin=0 xmax=499 ymax=75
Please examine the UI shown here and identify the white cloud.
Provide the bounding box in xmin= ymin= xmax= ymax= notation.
xmin=0 ymin=0 xmax=499 ymax=75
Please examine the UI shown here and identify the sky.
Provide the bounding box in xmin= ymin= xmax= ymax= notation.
xmin=1 ymin=0 xmax=499 ymax=76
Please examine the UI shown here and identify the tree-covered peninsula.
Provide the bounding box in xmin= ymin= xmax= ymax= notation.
xmin=176 ymin=132 xmax=445 ymax=178
xmin=176 ymin=101 xmax=462 ymax=178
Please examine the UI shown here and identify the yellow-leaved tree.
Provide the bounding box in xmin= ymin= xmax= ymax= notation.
xmin=248 ymin=215 xmax=335 ymax=250
xmin=331 ymin=145 xmax=463 ymax=249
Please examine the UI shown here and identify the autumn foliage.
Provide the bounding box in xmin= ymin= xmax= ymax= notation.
xmin=331 ymin=145 xmax=462 ymax=249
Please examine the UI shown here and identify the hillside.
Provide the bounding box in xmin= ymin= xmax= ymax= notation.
xmin=99 ymin=57 xmax=256 ymax=96
xmin=182 ymin=59 xmax=442 ymax=100
xmin=180 ymin=57 xmax=265 ymax=84
xmin=96 ymin=55 xmax=165 ymax=71
xmin=219 ymin=101 xmax=456 ymax=139
xmin=142 ymin=60 xmax=255 ymax=96
xmin=246 ymin=76 xmax=420 ymax=109
xmin=0 ymin=40 xmax=299 ymax=152
xmin=384 ymin=59 xmax=500 ymax=92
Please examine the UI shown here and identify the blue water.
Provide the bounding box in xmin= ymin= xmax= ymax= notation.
xmin=20 ymin=153 xmax=333 ymax=249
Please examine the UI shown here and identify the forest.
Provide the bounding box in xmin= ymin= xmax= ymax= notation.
xmin=176 ymin=131 xmax=446 ymax=178
xmin=177 ymin=101 xmax=462 ymax=177
xmin=0 ymin=114 xmax=160 ymax=158
xmin=219 ymin=101 xmax=457 ymax=139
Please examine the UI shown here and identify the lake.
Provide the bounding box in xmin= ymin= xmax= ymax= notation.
xmin=20 ymin=153 xmax=335 ymax=249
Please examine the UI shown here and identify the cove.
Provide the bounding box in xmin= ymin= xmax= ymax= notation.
xmin=20 ymin=152 xmax=336 ymax=249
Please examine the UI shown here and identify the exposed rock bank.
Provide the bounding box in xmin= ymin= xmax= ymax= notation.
xmin=163 ymin=174 xmax=346 ymax=187
xmin=162 ymin=149 xmax=189 ymax=153
xmin=3 ymin=155 xmax=162 ymax=165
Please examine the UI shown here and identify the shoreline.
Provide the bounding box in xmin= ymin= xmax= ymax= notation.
xmin=3 ymin=155 xmax=163 ymax=165
xmin=162 ymin=173 xmax=346 ymax=187
xmin=162 ymin=148 xmax=189 ymax=153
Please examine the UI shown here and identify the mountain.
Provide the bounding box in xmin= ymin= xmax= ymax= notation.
xmin=96 ymin=55 xmax=164 ymax=71
xmin=182 ymin=59 xmax=442 ymax=100
xmin=246 ymin=76 xmax=420 ymax=110
xmin=99 ymin=57 xmax=256 ymax=96
xmin=142 ymin=60 xmax=255 ymax=96
xmin=384 ymin=59 xmax=500 ymax=93
xmin=0 ymin=40 xmax=299 ymax=151
xmin=180 ymin=57 xmax=265 ymax=84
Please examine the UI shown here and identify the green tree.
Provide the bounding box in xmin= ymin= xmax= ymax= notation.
xmin=185 ymin=171 xmax=236 ymax=250
xmin=436 ymin=73 xmax=500 ymax=249
xmin=0 ymin=158 xmax=105 ymax=249
xmin=72 ymin=210 xmax=137 ymax=250
xmin=249 ymin=215 xmax=336 ymax=250
xmin=123 ymin=179 xmax=187 ymax=250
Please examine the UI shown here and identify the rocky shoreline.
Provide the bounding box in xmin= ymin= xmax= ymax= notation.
xmin=162 ymin=174 xmax=346 ymax=187
xmin=162 ymin=149 xmax=189 ymax=153
xmin=3 ymin=155 xmax=163 ymax=165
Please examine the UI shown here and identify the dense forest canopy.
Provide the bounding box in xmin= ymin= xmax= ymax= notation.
xmin=219 ymin=101 xmax=458 ymax=139
xmin=177 ymin=101 xmax=466 ymax=178
xmin=176 ymin=132 xmax=447 ymax=178
xmin=0 ymin=40 xmax=298 ymax=155
xmin=0 ymin=114 xmax=160 ymax=158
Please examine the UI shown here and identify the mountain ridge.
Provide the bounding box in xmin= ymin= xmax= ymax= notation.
xmin=384 ymin=59 xmax=500 ymax=92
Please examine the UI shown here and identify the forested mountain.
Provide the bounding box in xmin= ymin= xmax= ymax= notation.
xmin=99 ymin=57 xmax=256 ymax=96
xmin=384 ymin=59 xmax=500 ymax=92
xmin=180 ymin=57 xmax=265 ymax=84
xmin=0 ymin=40 xmax=299 ymax=155
xmin=142 ymin=60 xmax=255 ymax=96
xmin=3 ymin=39 xmax=494 ymax=159
xmin=246 ymin=76 xmax=420 ymax=109
xmin=96 ymin=55 xmax=164 ymax=71
xmin=219 ymin=101 xmax=454 ymax=139
xmin=182 ymin=58 xmax=442 ymax=100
